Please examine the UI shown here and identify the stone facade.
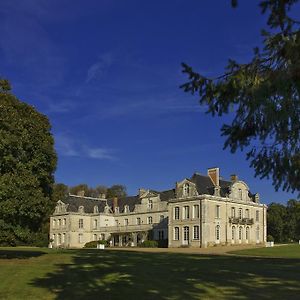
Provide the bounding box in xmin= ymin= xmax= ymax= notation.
xmin=49 ymin=168 xmax=267 ymax=248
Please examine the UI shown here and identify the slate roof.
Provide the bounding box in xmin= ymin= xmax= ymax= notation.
xmin=62 ymin=195 xmax=107 ymax=213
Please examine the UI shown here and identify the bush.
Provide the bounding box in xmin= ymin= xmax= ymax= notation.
xmin=84 ymin=241 xmax=98 ymax=248
xmin=267 ymin=235 xmax=274 ymax=242
xmin=139 ymin=240 xmax=158 ymax=248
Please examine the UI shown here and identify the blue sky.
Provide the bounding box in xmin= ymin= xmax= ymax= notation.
xmin=0 ymin=0 xmax=298 ymax=204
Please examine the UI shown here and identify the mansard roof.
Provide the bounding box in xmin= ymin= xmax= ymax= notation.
xmin=62 ymin=195 xmax=107 ymax=213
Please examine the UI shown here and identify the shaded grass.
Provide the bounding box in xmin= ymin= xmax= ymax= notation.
xmin=0 ymin=247 xmax=299 ymax=299
xmin=229 ymin=244 xmax=300 ymax=258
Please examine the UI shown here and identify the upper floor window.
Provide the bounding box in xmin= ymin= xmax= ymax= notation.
xmin=58 ymin=219 xmax=61 ymax=227
xmin=183 ymin=183 xmax=190 ymax=196
xmin=184 ymin=206 xmax=190 ymax=219
xmin=63 ymin=218 xmax=66 ymax=226
xmin=216 ymin=205 xmax=220 ymax=218
xmin=52 ymin=219 xmax=56 ymax=228
xmin=136 ymin=217 xmax=141 ymax=225
xmin=238 ymin=188 xmax=242 ymax=200
xmin=148 ymin=199 xmax=153 ymax=210
xmin=115 ymin=219 xmax=119 ymax=226
xmin=193 ymin=205 xmax=199 ymax=219
xmin=256 ymin=210 xmax=259 ymax=222
xmin=93 ymin=219 xmax=98 ymax=229
xmin=79 ymin=219 xmax=83 ymax=229
xmin=231 ymin=207 xmax=236 ymax=218
xmin=148 ymin=216 xmax=153 ymax=224
xmin=124 ymin=219 xmax=129 ymax=226
xmin=245 ymin=209 xmax=250 ymax=219
xmin=174 ymin=207 xmax=180 ymax=220
xmin=239 ymin=208 xmax=243 ymax=219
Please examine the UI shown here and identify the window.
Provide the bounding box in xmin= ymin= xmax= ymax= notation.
xmin=52 ymin=234 xmax=56 ymax=244
xmin=245 ymin=209 xmax=249 ymax=218
xmin=216 ymin=205 xmax=220 ymax=218
xmin=78 ymin=206 xmax=84 ymax=213
xmin=93 ymin=234 xmax=97 ymax=241
xmin=52 ymin=219 xmax=56 ymax=228
xmin=160 ymin=215 xmax=164 ymax=222
xmin=115 ymin=207 xmax=119 ymax=214
xmin=58 ymin=219 xmax=61 ymax=227
xmin=124 ymin=218 xmax=129 ymax=226
xmin=174 ymin=207 xmax=180 ymax=220
xmin=184 ymin=206 xmax=190 ymax=219
xmin=78 ymin=219 xmax=83 ymax=229
xmin=239 ymin=208 xmax=243 ymax=219
xmin=63 ymin=218 xmax=66 ymax=226
xmin=78 ymin=233 xmax=83 ymax=243
xmin=238 ymin=188 xmax=242 ymax=200
xmin=148 ymin=199 xmax=153 ymax=210
xmin=94 ymin=206 xmax=99 ymax=213
xmin=193 ymin=226 xmax=199 ymax=240
xmin=231 ymin=207 xmax=236 ymax=218
xmin=216 ymin=225 xmax=220 ymax=241
xmin=239 ymin=226 xmax=243 ymax=240
xmin=136 ymin=217 xmax=141 ymax=225
xmin=256 ymin=210 xmax=259 ymax=222
xmin=174 ymin=227 xmax=179 ymax=240
xmin=124 ymin=205 xmax=129 ymax=213
xmin=246 ymin=226 xmax=250 ymax=240
xmin=183 ymin=183 xmax=190 ymax=196
xmin=232 ymin=226 xmax=236 ymax=240
xmin=93 ymin=219 xmax=98 ymax=229
xmin=193 ymin=205 xmax=199 ymax=219
xmin=148 ymin=216 xmax=153 ymax=224
xmin=183 ymin=226 xmax=189 ymax=241
xmin=62 ymin=233 xmax=65 ymax=244
xmin=58 ymin=233 xmax=61 ymax=245
xmin=159 ymin=230 xmax=164 ymax=240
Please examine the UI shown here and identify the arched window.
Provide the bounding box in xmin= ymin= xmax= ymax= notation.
xmin=183 ymin=226 xmax=189 ymax=242
xmin=232 ymin=226 xmax=236 ymax=240
xmin=239 ymin=226 xmax=243 ymax=240
xmin=148 ymin=216 xmax=153 ymax=224
xmin=183 ymin=183 xmax=190 ymax=196
xmin=216 ymin=225 xmax=220 ymax=241
xmin=174 ymin=227 xmax=179 ymax=240
xmin=246 ymin=226 xmax=250 ymax=240
xmin=239 ymin=208 xmax=243 ymax=219
xmin=78 ymin=206 xmax=84 ymax=213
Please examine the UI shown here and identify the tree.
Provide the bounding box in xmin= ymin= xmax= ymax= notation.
xmin=267 ymin=203 xmax=286 ymax=242
xmin=106 ymin=184 xmax=127 ymax=199
xmin=52 ymin=183 xmax=69 ymax=203
xmin=285 ymin=199 xmax=300 ymax=240
xmin=0 ymin=79 xmax=57 ymax=246
xmin=181 ymin=0 xmax=300 ymax=192
xmin=69 ymin=184 xmax=90 ymax=196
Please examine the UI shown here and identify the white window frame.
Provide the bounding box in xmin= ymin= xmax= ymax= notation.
xmin=174 ymin=227 xmax=179 ymax=240
xmin=193 ymin=225 xmax=199 ymax=240
xmin=193 ymin=205 xmax=199 ymax=219
xmin=174 ymin=206 xmax=180 ymax=220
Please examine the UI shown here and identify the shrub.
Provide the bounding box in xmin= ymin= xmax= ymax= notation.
xmin=139 ymin=240 xmax=158 ymax=248
xmin=84 ymin=241 xmax=98 ymax=248
xmin=267 ymin=235 xmax=274 ymax=242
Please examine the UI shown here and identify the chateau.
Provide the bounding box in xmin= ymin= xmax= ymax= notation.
xmin=50 ymin=167 xmax=267 ymax=248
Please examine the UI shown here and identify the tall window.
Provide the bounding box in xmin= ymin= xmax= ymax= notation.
xmin=52 ymin=219 xmax=56 ymax=228
xmin=183 ymin=226 xmax=189 ymax=241
xmin=216 ymin=205 xmax=220 ymax=218
xmin=115 ymin=219 xmax=119 ymax=226
xmin=148 ymin=216 xmax=153 ymax=224
xmin=216 ymin=225 xmax=220 ymax=241
xmin=184 ymin=206 xmax=190 ymax=219
xmin=58 ymin=233 xmax=61 ymax=245
xmin=232 ymin=226 xmax=235 ymax=240
xmin=245 ymin=209 xmax=249 ymax=218
xmin=136 ymin=217 xmax=141 ymax=225
xmin=239 ymin=208 xmax=243 ymax=219
xmin=174 ymin=227 xmax=179 ymax=240
xmin=246 ymin=226 xmax=250 ymax=240
xmin=231 ymin=207 xmax=236 ymax=218
xmin=148 ymin=199 xmax=153 ymax=209
xmin=193 ymin=205 xmax=199 ymax=219
xmin=183 ymin=183 xmax=190 ymax=196
xmin=193 ymin=226 xmax=199 ymax=240
xmin=124 ymin=218 xmax=129 ymax=226
xmin=238 ymin=188 xmax=242 ymax=200
xmin=63 ymin=218 xmax=66 ymax=226
xmin=124 ymin=205 xmax=129 ymax=213
xmin=239 ymin=226 xmax=243 ymax=240
xmin=93 ymin=219 xmax=98 ymax=229
xmin=58 ymin=219 xmax=61 ymax=227
xmin=159 ymin=230 xmax=164 ymax=240
xmin=160 ymin=215 xmax=164 ymax=222
xmin=78 ymin=233 xmax=83 ymax=243
xmin=78 ymin=219 xmax=83 ymax=229
xmin=256 ymin=210 xmax=259 ymax=222
xmin=62 ymin=233 xmax=65 ymax=244
xmin=93 ymin=234 xmax=97 ymax=241
xmin=94 ymin=206 xmax=99 ymax=213
xmin=174 ymin=207 xmax=180 ymax=220
xmin=256 ymin=227 xmax=260 ymax=241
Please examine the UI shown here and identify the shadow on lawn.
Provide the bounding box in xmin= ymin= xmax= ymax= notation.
xmin=0 ymin=249 xmax=45 ymax=259
xmin=32 ymin=250 xmax=300 ymax=300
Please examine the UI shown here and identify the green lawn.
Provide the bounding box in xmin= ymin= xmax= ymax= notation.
xmin=0 ymin=246 xmax=300 ymax=300
xmin=229 ymin=244 xmax=300 ymax=258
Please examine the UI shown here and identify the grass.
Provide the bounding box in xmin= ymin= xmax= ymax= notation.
xmin=229 ymin=243 xmax=300 ymax=258
xmin=0 ymin=246 xmax=299 ymax=299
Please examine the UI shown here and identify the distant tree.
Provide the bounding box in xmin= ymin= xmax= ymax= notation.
xmin=69 ymin=184 xmax=90 ymax=196
xmin=90 ymin=185 xmax=108 ymax=198
xmin=52 ymin=183 xmax=69 ymax=203
xmin=285 ymin=199 xmax=300 ymax=241
xmin=181 ymin=0 xmax=300 ymax=192
xmin=0 ymin=79 xmax=57 ymax=246
xmin=106 ymin=185 xmax=127 ymax=199
xmin=267 ymin=203 xmax=286 ymax=242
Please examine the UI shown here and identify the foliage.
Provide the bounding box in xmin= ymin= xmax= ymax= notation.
xmin=106 ymin=184 xmax=127 ymax=199
xmin=84 ymin=241 xmax=98 ymax=248
xmin=0 ymin=79 xmax=57 ymax=246
xmin=69 ymin=184 xmax=89 ymax=196
xmin=267 ymin=199 xmax=300 ymax=242
xmin=181 ymin=0 xmax=300 ymax=192
xmin=52 ymin=183 xmax=69 ymax=203
xmin=267 ymin=234 xmax=274 ymax=242
xmin=139 ymin=240 xmax=158 ymax=247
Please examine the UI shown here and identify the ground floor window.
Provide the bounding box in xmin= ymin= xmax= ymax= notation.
xmin=193 ymin=226 xmax=199 ymax=240
xmin=58 ymin=233 xmax=61 ymax=245
xmin=62 ymin=233 xmax=65 ymax=244
xmin=239 ymin=226 xmax=243 ymax=240
xmin=183 ymin=226 xmax=189 ymax=241
xmin=232 ymin=226 xmax=236 ymax=240
xmin=78 ymin=233 xmax=83 ymax=243
xmin=93 ymin=234 xmax=97 ymax=241
xmin=246 ymin=226 xmax=250 ymax=240
xmin=174 ymin=227 xmax=179 ymax=240
xmin=158 ymin=230 xmax=164 ymax=240
xmin=215 ymin=225 xmax=220 ymax=241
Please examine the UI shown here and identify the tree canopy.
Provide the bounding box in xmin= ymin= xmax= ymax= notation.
xmin=0 ymin=79 xmax=57 ymax=246
xmin=181 ymin=0 xmax=300 ymax=192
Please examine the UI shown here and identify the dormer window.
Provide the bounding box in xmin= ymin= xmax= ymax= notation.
xmin=94 ymin=206 xmax=99 ymax=213
xmin=78 ymin=206 xmax=84 ymax=213
xmin=124 ymin=205 xmax=130 ymax=213
xmin=104 ymin=206 xmax=110 ymax=214
xmin=183 ymin=183 xmax=190 ymax=196
xmin=238 ymin=189 xmax=242 ymax=200
xmin=148 ymin=199 xmax=153 ymax=210
xmin=115 ymin=207 xmax=119 ymax=214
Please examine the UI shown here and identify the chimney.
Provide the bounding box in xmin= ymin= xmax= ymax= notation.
xmin=77 ymin=190 xmax=85 ymax=197
xmin=208 ymin=167 xmax=220 ymax=187
xmin=113 ymin=197 xmax=118 ymax=209
xmin=231 ymin=174 xmax=238 ymax=182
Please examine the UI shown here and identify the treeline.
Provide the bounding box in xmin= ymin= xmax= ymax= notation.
xmin=53 ymin=183 xmax=127 ymax=203
xmin=267 ymin=199 xmax=300 ymax=243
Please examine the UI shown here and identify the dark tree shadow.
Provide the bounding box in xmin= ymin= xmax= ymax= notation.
xmin=31 ymin=249 xmax=300 ymax=299
xmin=0 ymin=249 xmax=45 ymax=259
